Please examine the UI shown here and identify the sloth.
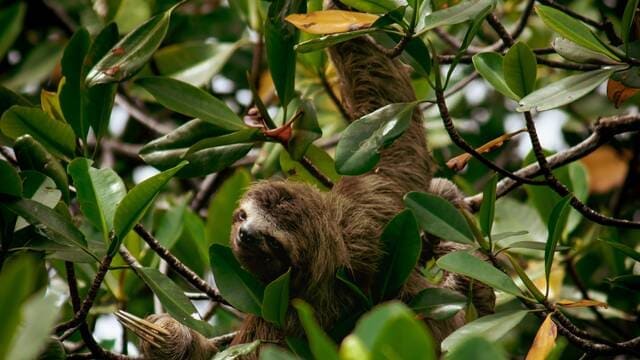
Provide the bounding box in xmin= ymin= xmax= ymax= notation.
xmin=129 ymin=2 xmax=495 ymax=358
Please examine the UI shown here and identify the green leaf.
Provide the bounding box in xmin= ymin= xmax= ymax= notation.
xmin=417 ymin=0 xmax=495 ymax=33
xmin=544 ymin=195 xmax=572 ymax=297
xmin=139 ymin=118 xmax=247 ymax=177
xmin=505 ymin=241 xmax=569 ymax=252
xmin=259 ymin=345 xmax=298 ymax=360
xmin=336 ymin=102 xmax=416 ymax=175
xmin=517 ymin=67 xmax=620 ymax=112
xmin=611 ymin=65 xmax=640 ymax=88
xmin=262 ymin=269 xmax=291 ymax=327
xmin=288 ymin=98 xmax=321 ymax=160
xmin=347 ymin=301 xmax=437 ymax=360
xmin=437 ymin=251 xmax=525 ymax=298
xmin=444 ymin=336 xmax=506 ymax=360
xmin=404 ymin=192 xmax=474 ymax=244
xmin=212 ymin=340 xmax=262 ymax=360
xmin=209 ymin=244 xmax=265 ymax=315
xmin=373 ymin=210 xmax=421 ymax=301
xmin=85 ymin=4 xmax=178 ymax=85
xmin=265 ymin=0 xmax=305 ymax=109
xmin=623 ymin=0 xmax=640 ymax=54
xmin=279 ymin=144 xmax=341 ymax=191
xmin=186 ymin=128 xmax=260 ymax=156
xmin=113 ymin=161 xmax=187 ymax=250
xmin=1 ymin=198 xmax=87 ymax=248
xmin=339 ymin=0 xmax=406 ymax=14
xmin=16 ymin=172 xmax=61 ymax=232
xmin=0 ymin=106 xmax=76 ymax=160
xmin=503 ymin=42 xmax=537 ymax=98
xmin=5 ymin=291 xmax=61 ymax=360
xmin=293 ymin=300 xmax=340 ymax=360
xmin=295 ymin=28 xmax=378 ymax=53
xmin=492 ymin=230 xmax=529 ymax=243
xmin=551 ymin=37 xmax=620 ymax=65
xmin=441 ymin=310 xmax=529 ymax=351
xmin=600 ymin=239 xmax=640 ymax=263
xmin=59 ymin=28 xmax=91 ymax=140
xmin=0 ymin=85 xmax=32 ymax=116
xmin=535 ymin=5 xmax=618 ymax=60
xmin=154 ymin=40 xmax=245 ymax=87
xmin=206 ymin=169 xmax=252 ymax=246
xmin=479 ymin=173 xmax=497 ymax=239
xmin=13 ymin=135 xmax=70 ymax=203
xmin=472 ymin=52 xmax=520 ymax=100
xmin=136 ymin=77 xmax=245 ymax=131
xmin=0 ymin=2 xmax=26 ymax=60
xmin=68 ymin=158 xmax=126 ymax=241
xmin=409 ymin=288 xmax=467 ymax=321
xmin=0 ymin=159 xmax=22 ymax=197
xmin=135 ymin=267 xmax=215 ymax=337
xmin=0 ymin=255 xmax=38 ymax=357
xmin=84 ymin=23 xmax=119 ymax=140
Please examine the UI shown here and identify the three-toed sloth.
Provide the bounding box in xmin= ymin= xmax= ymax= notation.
xmin=137 ymin=3 xmax=495 ymax=359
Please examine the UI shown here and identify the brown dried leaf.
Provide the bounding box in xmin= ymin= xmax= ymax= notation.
xmin=446 ymin=129 xmax=526 ymax=171
xmin=556 ymin=299 xmax=608 ymax=308
xmin=525 ymin=313 xmax=557 ymax=360
xmin=286 ymin=10 xmax=379 ymax=35
xmin=607 ymin=78 xmax=640 ymax=108
xmin=580 ymin=146 xmax=630 ymax=194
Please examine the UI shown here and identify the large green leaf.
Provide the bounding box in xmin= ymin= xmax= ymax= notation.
xmin=209 ymin=244 xmax=265 ymax=315
xmin=212 ymin=340 xmax=262 ymax=360
xmin=265 ymin=0 xmax=305 ymax=109
xmin=13 ymin=135 xmax=69 ymax=203
xmin=135 ymin=267 xmax=215 ymax=337
xmin=335 ymin=102 xmax=416 ymax=175
xmin=503 ymin=42 xmax=537 ymax=98
xmin=0 ymin=106 xmax=76 ymax=159
xmin=441 ymin=310 xmax=529 ymax=351
xmin=623 ymin=0 xmax=640 ymax=54
xmin=206 ymin=169 xmax=251 ymax=246
xmin=112 ymin=161 xmax=187 ymax=252
xmin=473 ymin=52 xmax=520 ymax=100
xmin=437 ymin=251 xmax=525 ymax=298
xmin=409 ymin=288 xmax=467 ymax=321
xmin=479 ymin=174 xmax=497 ymax=239
xmin=340 ymin=0 xmax=406 ymax=14
xmin=293 ymin=300 xmax=339 ymax=360
xmin=68 ymin=158 xmax=126 ymax=241
xmin=417 ymin=0 xmax=495 ymax=34
xmin=535 ymin=5 xmax=618 ymax=60
xmin=295 ymin=28 xmax=378 ymax=53
xmin=544 ymin=196 xmax=572 ymax=297
xmin=0 ymin=159 xmax=22 ymax=197
xmin=85 ymin=4 xmax=179 ymax=85
xmin=262 ymin=269 xmax=291 ymax=327
xmin=0 ymin=256 xmax=38 ymax=358
xmin=0 ymin=2 xmax=26 ymax=60
xmin=551 ymin=37 xmax=620 ymax=65
xmin=136 ymin=77 xmax=245 ymax=131
xmin=404 ymin=192 xmax=474 ymax=244
xmin=346 ymin=301 xmax=437 ymax=360
xmin=517 ymin=67 xmax=620 ymax=112
xmin=373 ymin=210 xmax=421 ymax=301
xmin=5 ymin=291 xmax=61 ymax=360
xmin=1 ymin=198 xmax=87 ymax=248
xmin=59 ymin=28 xmax=91 ymax=140
xmin=444 ymin=336 xmax=506 ymax=360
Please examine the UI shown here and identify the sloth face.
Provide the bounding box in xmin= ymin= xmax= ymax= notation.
xmin=230 ymin=181 xmax=328 ymax=283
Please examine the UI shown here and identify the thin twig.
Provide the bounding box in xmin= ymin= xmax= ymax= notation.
xmin=133 ymin=224 xmax=230 ymax=305
xmin=115 ymin=94 xmax=174 ymax=135
xmin=465 ymin=114 xmax=640 ymax=209
xmin=524 ymin=111 xmax=640 ymax=228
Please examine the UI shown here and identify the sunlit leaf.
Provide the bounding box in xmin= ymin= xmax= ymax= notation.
xmin=14 ymin=135 xmax=69 ymax=203
xmin=503 ymin=42 xmax=537 ymax=98
xmin=442 ymin=310 xmax=529 ymax=351
xmin=556 ymin=299 xmax=608 ymax=308
xmin=286 ymin=10 xmax=379 ymax=35
xmin=525 ymin=314 xmax=557 ymax=360
xmin=418 ymin=0 xmax=495 ymax=33
xmin=295 ymin=28 xmax=378 ymax=53
xmin=339 ymin=0 xmax=406 ymax=14
xmin=472 ymin=52 xmax=519 ymax=100
xmin=552 ymin=37 xmax=620 ymax=65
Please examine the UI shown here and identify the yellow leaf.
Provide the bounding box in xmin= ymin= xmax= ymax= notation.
xmin=525 ymin=314 xmax=557 ymax=360
xmin=285 ymin=10 xmax=379 ymax=35
xmin=557 ymin=299 xmax=608 ymax=308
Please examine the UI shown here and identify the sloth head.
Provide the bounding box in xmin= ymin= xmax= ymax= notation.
xmin=230 ymin=181 xmax=348 ymax=286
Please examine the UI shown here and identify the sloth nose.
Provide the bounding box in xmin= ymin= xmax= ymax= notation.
xmin=237 ymin=225 xmax=261 ymax=247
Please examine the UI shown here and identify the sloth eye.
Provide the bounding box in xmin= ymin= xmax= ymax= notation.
xmin=234 ymin=209 xmax=247 ymax=223
xmin=265 ymin=235 xmax=281 ymax=249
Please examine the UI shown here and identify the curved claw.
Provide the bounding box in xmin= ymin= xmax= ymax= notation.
xmin=114 ymin=310 xmax=170 ymax=348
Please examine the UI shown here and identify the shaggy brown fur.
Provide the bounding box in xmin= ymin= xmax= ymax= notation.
xmin=229 ymin=1 xmax=495 ymax=355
